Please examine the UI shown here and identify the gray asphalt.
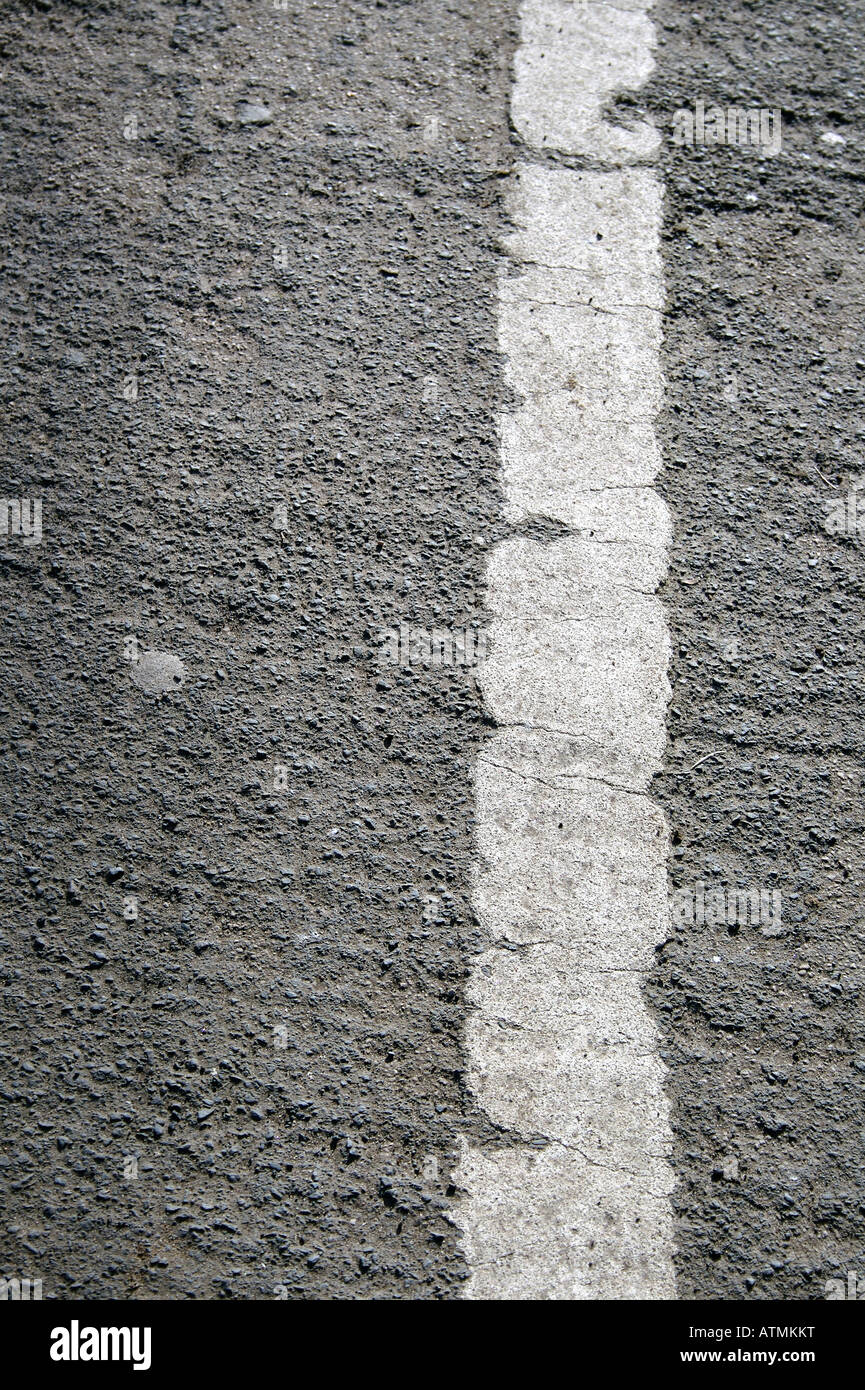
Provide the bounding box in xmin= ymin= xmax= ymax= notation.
xmin=649 ymin=0 xmax=865 ymax=1300
xmin=0 ymin=0 xmax=515 ymax=1300
xmin=2 ymin=0 xmax=864 ymax=1301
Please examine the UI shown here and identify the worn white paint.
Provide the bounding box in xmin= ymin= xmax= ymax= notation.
xmin=458 ymin=0 xmax=675 ymax=1299
xmin=512 ymin=0 xmax=661 ymax=162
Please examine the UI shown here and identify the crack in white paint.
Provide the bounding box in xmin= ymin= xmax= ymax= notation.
xmin=457 ymin=0 xmax=675 ymax=1300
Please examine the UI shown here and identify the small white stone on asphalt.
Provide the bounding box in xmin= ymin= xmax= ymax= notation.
xmin=130 ymin=651 xmax=186 ymax=695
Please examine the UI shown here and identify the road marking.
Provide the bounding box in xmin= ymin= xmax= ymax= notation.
xmin=458 ymin=0 xmax=675 ymax=1299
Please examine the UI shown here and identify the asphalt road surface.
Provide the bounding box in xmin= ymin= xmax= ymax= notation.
xmin=1 ymin=0 xmax=864 ymax=1304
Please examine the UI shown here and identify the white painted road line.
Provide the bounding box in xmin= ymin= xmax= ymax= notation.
xmin=512 ymin=0 xmax=660 ymax=163
xmin=458 ymin=0 xmax=676 ymax=1299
